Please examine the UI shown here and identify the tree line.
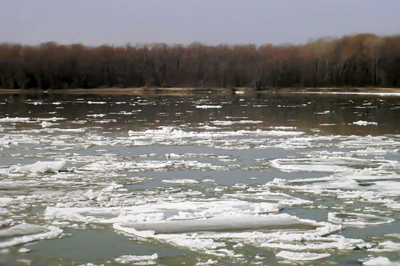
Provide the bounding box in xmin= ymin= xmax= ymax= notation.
xmin=0 ymin=33 xmax=399 ymax=90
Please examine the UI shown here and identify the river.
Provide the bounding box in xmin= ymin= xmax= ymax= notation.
xmin=1 ymin=91 xmax=399 ymax=265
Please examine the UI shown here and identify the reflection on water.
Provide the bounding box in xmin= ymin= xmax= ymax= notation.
xmin=0 ymin=92 xmax=399 ymax=265
xmin=2 ymin=92 xmax=399 ymax=135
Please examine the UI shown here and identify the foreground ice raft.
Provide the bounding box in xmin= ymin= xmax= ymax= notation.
xmin=11 ymin=160 xmax=66 ymax=173
xmin=45 ymin=199 xmax=371 ymax=260
xmin=0 ymin=223 xmax=63 ymax=249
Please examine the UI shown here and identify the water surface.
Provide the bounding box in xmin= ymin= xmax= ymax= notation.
xmin=0 ymin=92 xmax=400 ymax=265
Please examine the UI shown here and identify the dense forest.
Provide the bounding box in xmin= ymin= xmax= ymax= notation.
xmin=0 ymin=34 xmax=399 ymax=90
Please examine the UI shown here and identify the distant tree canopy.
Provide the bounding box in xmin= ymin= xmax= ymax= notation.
xmin=0 ymin=34 xmax=400 ymax=90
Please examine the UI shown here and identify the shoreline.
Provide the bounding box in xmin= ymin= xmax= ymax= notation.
xmin=0 ymin=87 xmax=399 ymax=96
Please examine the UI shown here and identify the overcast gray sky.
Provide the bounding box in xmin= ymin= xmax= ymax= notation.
xmin=1 ymin=0 xmax=399 ymax=46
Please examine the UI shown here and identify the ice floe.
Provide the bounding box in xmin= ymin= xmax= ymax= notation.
xmin=115 ymin=254 xmax=158 ymax=264
xmin=275 ymin=251 xmax=330 ymax=261
xmin=370 ymin=241 xmax=400 ymax=252
xmin=352 ymin=120 xmax=378 ymax=126
xmin=11 ymin=161 xmax=66 ymax=173
xmin=196 ymin=259 xmax=219 ymax=265
xmin=363 ymin=256 xmax=400 ymax=265
xmin=162 ymin=179 xmax=199 ymax=184
xmin=223 ymin=191 xmax=312 ymax=206
xmin=328 ymin=212 xmax=394 ymax=227
xmin=43 ymin=196 xmax=365 ymax=258
xmin=212 ymin=120 xmax=262 ymax=126
xmin=0 ymin=223 xmax=62 ymax=248
xmin=0 ymin=117 xmax=32 ymax=123
xmin=196 ymin=105 xmax=222 ymax=109
xmin=45 ymin=200 xmax=283 ymax=224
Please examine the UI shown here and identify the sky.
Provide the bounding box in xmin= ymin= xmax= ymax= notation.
xmin=0 ymin=0 xmax=399 ymax=46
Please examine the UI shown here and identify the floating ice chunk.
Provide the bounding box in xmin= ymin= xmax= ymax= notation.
xmin=45 ymin=200 xmax=282 ymax=225
xmin=0 ymin=249 xmax=9 ymax=254
xmin=37 ymin=117 xmax=66 ymax=122
xmin=0 ymin=224 xmax=62 ymax=248
xmin=164 ymin=153 xmax=183 ymax=158
xmin=113 ymin=224 xmax=155 ymax=238
xmin=162 ymin=179 xmax=199 ymax=184
xmin=270 ymin=158 xmax=353 ymax=173
xmin=115 ymin=223 xmax=229 ymax=255
xmin=269 ymin=155 xmax=393 ymax=174
xmin=103 ymin=182 xmax=124 ymax=192
xmin=114 ymin=214 xmax=347 ymax=257
xmin=211 ymin=121 xmax=232 ymax=126
xmin=0 ymin=224 xmax=47 ymax=238
xmin=87 ymin=101 xmax=106 ymax=104
xmin=276 ymin=251 xmax=330 ymax=261
xmin=224 ymin=191 xmax=311 ymax=206
xmin=351 ymin=120 xmax=378 ymax=126
xmin=387 ymin=234 xmax=400 ymax=240
xmin=261 ymin=234 xmax=366 ymax=251
xmin=370 ymin=241 xmax=400 ymax=252
xmin=315 ymin=111 xmax=332 ymax=115
xmin=20 ymin=128 xmax=85 ymax=133
xmin=196 ymin=259 xmax=218 ymax=265
xmin=234 ymin=243 xmax=244 ymax=248
xmin=49 ymin=128 xmax=85 ymax=133
xmin=270 ymin=126 xmax=297 ymax=130
xmin=165 ymin=237 xmax=226 ymax=251
xmin=369 ymin=181 xmax=400 ymax=196
xmin=117 ymin=215 xmax=309 ymax=234
xmin=198 ymin=125 xmax=219 ymax=130
xmin=363 ymin=257 xmax=400 ymax=265
xmin=351 ymin=147 xmax=389 ymax=155
xmin=196 ymin=105 xmax=222 ymax=109
xmin=12 ymin=161 xmax=66 ymax=173
xmin=320 ymin=123 xmax=336 ymax=126
xmin=212 ymin=120 xmax=262 ymax=126
xmin=83 ymin=159 xmax=230 ymax=173
xmin=0 ymin=117 xmax=31 ymax=123
xmin=87 ymin=114 xmax=107 ymax=118
xmin=270 ymin=175 xmax=400 ymax=205
xmin=386 ymin=202 xmax=400 ymax=210
xmin=261 ymin=130 xmax=303 ymax=136
xmin=0 ymin=197 xmax=13 ymax=205
xmin=115 ymin=254 xmax=158 ymax=264
xmin=127 ymin=126 xmax=304 ymax=150
xmin=18 ymin=248 xmax=30 ymax=253
xmin=328 ymin=212 xmax=394 ymax=227
xmin=41 ymin=121 xmax=52 ymax=128
xmin=0 ymin=208 xmax=9 ymax=215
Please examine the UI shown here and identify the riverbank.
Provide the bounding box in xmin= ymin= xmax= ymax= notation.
xmin=0 ymin=87 xmax=399 ymax=96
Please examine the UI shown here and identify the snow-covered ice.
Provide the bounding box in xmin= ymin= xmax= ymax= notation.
xmin=11 ymin=161 xmax=66 ymax=173
xmin=275 ymin=251 xmax=330 ymax=261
